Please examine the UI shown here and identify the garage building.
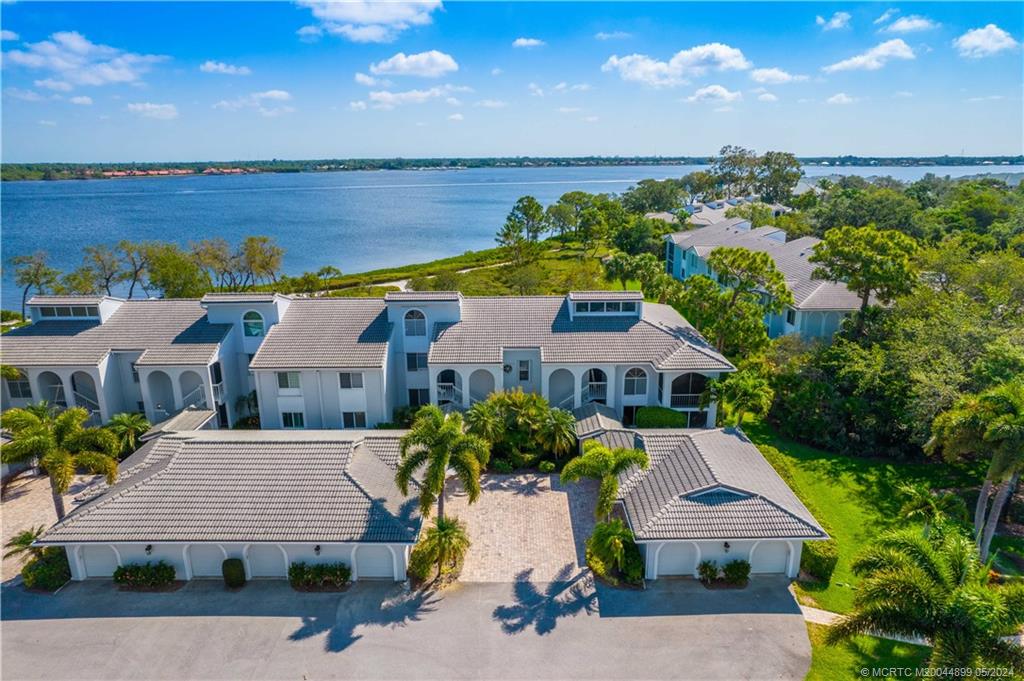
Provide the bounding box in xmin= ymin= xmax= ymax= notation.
xmin=37 ymin=430 xmax=421 ymax=582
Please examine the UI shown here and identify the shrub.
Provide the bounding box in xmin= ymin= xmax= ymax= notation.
xmin=491 ymin=459 xmax=514 ymax=474
xmin=288 ymin=561 xmax=352 ymax=590
xmin=538 ymin=461 xmax=556 ymax=473
xmin=415 ymin=517 xmax=470 ymax=578
xmin=801 ymin=539 xmax=839 ymax=583
xmin=113 ymin=561 xmax=176 ymax=588
xmin=722 ymin=559 xmax=751 ymax=585
xmin=587 ymin=520 xmax=644 ymax=587
xmin=622 ymin=546 xmax=645 ymax=584
xmin=407 ymin=543 xmax=435 ymax=582
xmin=635 ymin=406 xmax=692 ymax=428
xmin=21 ymin=547 xmax=71 ymax=591
xmin=222 ymin=558 xmax=245 ymax=588
xmin=698 ymin=560 xmax=718 ymax=584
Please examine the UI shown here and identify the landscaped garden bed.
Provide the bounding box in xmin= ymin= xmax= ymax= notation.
xmin=585 ymin=520 xmax=644 ymax=589
xmin=697 ymin=559 xmax=750 ymax=589
xmin=20 ymin=547 xmax=72 ymax=593
xmin=287 ymin=561 xmax=352 ymax=592
xmin=113 ymin=561 xmax=185 ymax=592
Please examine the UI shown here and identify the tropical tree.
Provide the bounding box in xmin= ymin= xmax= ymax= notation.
xmin=4 ymin=526 xmax=46 ymax=561
xmin=701 ymin=369 xmax=774 ymax=426
xmin=83 ymin=244 xmax=128 ymax=296
xmin=507 ymin=195 xmax=546 ymax=242
xmin=1 ymin=365 xmax=21 ymax=381
xmin=538 ymin=409 xmax=577 ymax=460
xmin=417 ymin=516 xmax=471 ymax=576
xmin=0 ymin=406 xmax=119 ymax=519
xmin=827 ymin=527 xmax=1024 ymax=670
xmin=560 ymin=439 xmax=649 ymax=519
xmin=106 ymin=412 xmax=151 ymax=457
xmin=464 ymin=399 xmax=505 ymax=445
xmin=395 ymin=405 xmax=489 ymax=521
xmin=10 ymin=251 xmax=60 ymax=321
xmin=897 ymin=484 xmax=968 ymax=538
xmin=589 ymin=519 xmax=635 ymax=573
xmin=603 ymin=251 xmax=634 ymax=290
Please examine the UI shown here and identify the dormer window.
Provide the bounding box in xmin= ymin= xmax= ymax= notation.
xmin=242 ymin=311 xmax=264 ymax=337
xmin=573 ymin=301 xmax=638 ymax=315
xmin=38 ymin=305 xmax=99 ymax=318
xmin=404 ymin=309 xmax=426 ymax=336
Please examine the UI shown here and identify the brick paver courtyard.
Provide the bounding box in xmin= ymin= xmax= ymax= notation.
xmin=446 ymin=474 xmax=598 ymax=583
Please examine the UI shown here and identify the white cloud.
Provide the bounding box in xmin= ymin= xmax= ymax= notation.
xmin=714 ymin=106 xmax=734 ymax=113
xmin=749 ymin=67 xmax=807 ymax=84
xmin=475 ymin=99 xmax=507 ymax=108
xmin=874 ymin=9 xmax=898 ymax=25
xmin=354 ymin=72 xmax=379 ymax=86
xmin=823 ymin=39 xmax=914 ymax=73
xmin=38 ymin=119 xmax=57 ymax=126
xmin=553 ymin=81 xmax=591 ymax=92
xmin=528 ymin=82 xmax=544 ymax=97
xmin=557 ymin=106 xmax=580 ymax=113
xmin=5 ymin=31 xmax=167 ymax=88
xmin=445 ymin=96 xmax=462 ymax=106
xmin=893 ymin=90 xmax=913 ymax=98
xmin=369 ymin=50 xmax=458 ymax=77
xmin=349 ymin=100 xmax=367 ymax=111
xmin=883 ymin=15 xmax=939 ymax=33
xmin=5 ymin=87 xmax=44 ymax=101
xmin=296 ymin=0 xmax=442 ymax=43
xmin=965 ymin=94 xmax=1005 ymax=102
xmin=70 ymin=95 xmax=92 ymax=105
xmin=595 ymin=31 xmax=631 ymax=40
xmin=448 ymin=112 xmax=463 ymax=121
xmin=816 ymin=12 xmax=851 ymax=31
xmin=214 ymin=90 xmax=294 ymax=116
xmin=953 ymin=24 xmax=1019 ymax=58
xmin=367 ymin=85 xmax=464 ymax=109
xmin=34 ymin=78 xmax=73 ymax=92
xmin=512 ymin=37 xmax=545 ymax=48
xmin=200 ymin=60 xmax=252 ymax=75
xmin=127 ymin=102 xmax=179 ymax=119
xmin=602 ymin=43 xmax=750 ymax=88
xmin=826 ymin=92 xmax=856 ymax=105
xmin=583 ymin=115 xmax=599 ymax=123
xmin=686 ymin=84 xmax=742 ymax=102
xmin=490 ymin=67 xmax=502 ymax=76
xmin=757 ymin=92 xmax=778 ymax=102
xmin=1 ymin=29 xmax=19 ymax=41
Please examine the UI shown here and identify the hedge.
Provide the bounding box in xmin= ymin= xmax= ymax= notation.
xmin=222 ymin=558 xmax=246 ymax=588
xmin=635 ymin=406 xmax=691 ymax=428
xmin=113 ymin=561 xmax=176 ymax=588
xmin=288 ymin=561 xmax=351 ymax=590
xmin=22 ymin=547 xmax=71 ymax=591
xmin=801 ymin=539 xmax=839 ymax=582
xmin=722 ymin=559 xmax=751 ymax=585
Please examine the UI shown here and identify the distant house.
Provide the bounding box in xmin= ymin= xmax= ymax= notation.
xmin=664 ymin=219 xmax=863 ymax=339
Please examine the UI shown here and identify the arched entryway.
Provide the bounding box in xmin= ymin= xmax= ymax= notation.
xmin=581 ymin=368 xmax=607 ymax=405
xmin=37 ymin=371 xmax=67 ymax=407
xmin=549 ymin=369 xmax=575 ymax=410
xmin=179 ymin=370 xmax=206 ymax=409
xmin=147 ymin=371 xmax=175 ymax=420
xmin=436 ymin=369 xmax=463 ymax=406
xmin=670 ymin=373 xmax=707 ymax=409
xmin=468 ymin=369 xmax=494 ymax=405
xmin=70 ymin=371 xmax=101 ymax=421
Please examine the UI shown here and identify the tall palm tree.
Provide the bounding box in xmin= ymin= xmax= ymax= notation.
xmin=395 ymin=405 xmax=490 ymax=521
xmin=827 ymin=527 xmax=1024 ymax=670
xmin=560 ymin=439 xmax=649 ymax=520
xmin=1 ymin=406 xmax=119 ymax=519
xmin=538 ymin=408 xmax=577 ymax=460
xmin=106 ymin=412 xmax=151 ymax=457
xmin=589 ymin=519 xmax=634 ymax=573
xmin=897 ymin=484 xmax=968 ymax=538
xmin=418 ymin=516 xmax=471 ymax=576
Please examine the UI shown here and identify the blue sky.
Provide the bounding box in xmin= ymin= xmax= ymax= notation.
xmin=1 ymin=1 xmax=1021 ymax=161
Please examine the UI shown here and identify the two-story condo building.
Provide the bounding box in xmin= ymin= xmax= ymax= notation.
xmin=664 ymin=218 xmax=863 ymax=339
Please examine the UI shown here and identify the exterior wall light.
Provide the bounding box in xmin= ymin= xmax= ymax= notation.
xmin=145 ymin=544 xmax=153 ymax=555
xmin=314 ymin=545 xmax=321 ymax=555
xmin=723 ymin=542 xmax=730 ymax=553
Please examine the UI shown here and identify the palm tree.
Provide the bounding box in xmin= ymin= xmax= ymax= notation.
xmin=602 ymin=251 xmax=634 ymax=290
xmin=589 ymin=519 xmax=634 ymax=573
xmin=827 ymin=527 xmax=1024 ymax=670
xmin=560 ymin=439 xmax=649 ymax=520
xmin=395 ymin=405 xmax=490 ymax=521
xmin=701 ymin=369 xmax=774 ymax=427
xmin=418 ymin=516 xmax=471 ymax=576
xmin=898 ymin=484 xmax=968 ymax=538
xmin=465 ymin=399 xmax=504 ymax=446
xmin=106 ymin=412 xmax=151 ymax=457
xmin=538 ymin=409 xmax=577 ymax=460
xmin=3 ymin=525 xmax=46 ymax=561
xmin=1 ymin=365 xmax=21 ymax=381
xmin=1 ymin=406 xmax=119 ymax=519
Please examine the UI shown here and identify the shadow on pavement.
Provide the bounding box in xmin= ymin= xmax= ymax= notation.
xmin=492 ymin=565 xmax=597 ymax=635
xmin=595 ymin=576 xmax=804 ymax=618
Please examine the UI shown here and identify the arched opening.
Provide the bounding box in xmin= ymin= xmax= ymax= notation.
xmin=242 ymin=310 xmax=265 ymax=337
xmin=549 ymin=369 xmax=575 ymax=411
xmin=404 ymin=309 xmax=426 ymax=337
xmin=37 ymin=371 xmax=67 ymax=407
xmin=179 ymin=370 xmax=206 ymax=409
xmin=581 ymin=368 xmax=607 ymax=405
xmin=147 ymin=370 xmax=175 ymax=420
xmin=670 ymin=373 xmax=707 ymax=409
xmin=468 ymin=369 xmax=495 ymax=405
xmin=70 ymin=371 xmax=101 ymax=423
xmin=656 ymin=542 xmax=699 ymax=577
xmin=436 ymin=369 xmax=462 ymax=406
xmin=750 ymin=541 xmax=792 ymax=574
xmin=623 ymin=367 xmax=648 ymax=397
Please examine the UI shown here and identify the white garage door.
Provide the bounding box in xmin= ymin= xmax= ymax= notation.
xmin=248 ymin=545 xmax=287 ymax=578
xmin=657 ymin=543 xmax=697 ymax=577
xmin=356 ymin=545 xmax=393 ymax=580
xmin=81 ymin=545 xmax=119 ymax=578
xmin=189 ymin=545 xmax=225 ymax=578
xmin=751 ymin=542 xmax=790 ymax=574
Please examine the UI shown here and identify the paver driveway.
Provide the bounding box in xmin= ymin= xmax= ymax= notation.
xmin=446 ymin=474 xmax=598 ymax=582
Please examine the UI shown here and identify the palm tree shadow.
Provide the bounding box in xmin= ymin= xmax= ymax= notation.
xmin=492 ymin=565 xmax=598 ymax=636
xmin=289 ymin=584 xmax=441 ymax=653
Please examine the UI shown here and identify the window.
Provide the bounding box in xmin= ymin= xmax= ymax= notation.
xmin=786 ymin=308 xmax=796 ymax=326
xmin=137 ymin=401 xmax=146 ymax=413
xmin=342 ymin=411 xmax=367 ymax=428
xmin=409 ymin=388 xmax=430 ymax=407
xmin=670 ymin=372 xmax=708 ymax=408
xmin=87 ymin=306 xmax=99 ymax=317
xmin=40 ymin=307 xmax=56 ymax=317
xmin=406 ymin=353 xmax=428 ymax=371
xmin=37 ymin=305 xmax=98 ymax=318
xmin=575 ymin=302 xmax=590 ymax=313
xmin=590 ymin=302 xmax=606 ymax=313
xmin=242 ymin=311 xmax=264 ymax=337
xmin=404 ymin=309 xmax=426 ymax=336
xmin=281 ymin=412 xmax=305 ymax=429
xmin=211 ymin=362 xmax=223 ymax=385
xmin=6 ymin=371 xmax=32 ymax=399
xmin=621 ymin=302 xmax=637 ymax=313
xmin=606 ymin=302 xmax=621 ymax=312
xmin=518 ymin=360 xmax=530 ymax=381
xmin=624 ymin=368 xmax=647 ymax=396
xmin=665 ymin=244 xmax=675 ymax=274
xmin=277 ymin=372 xmax=300 ymax=390
xmin=130 ymin=362 xmax=140 ymax=383
xmin=339 ymin=372 xmax=363 ymax=389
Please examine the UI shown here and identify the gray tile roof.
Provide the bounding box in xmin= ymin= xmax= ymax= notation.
xmin=140 ymin=408 xmax=216 ymax=441
xmin=200 ymin=293 xmax=287 ymax=304
xmin=41 ymin=430 xmax=421 ymax=545
xmin=249 ymin=298 xmax=392 ymax=369
xmin=568 ymin=291 xmax=644 ymax=301
xmin=384 ymin=291 xmax=462 ymax=302
xmin=573 ymin=402 xmax=624 ymax=437
xmin=1 ymin=300 xmax=231 ymax=368
xmin=667 ymin=221 xmax=863 ymax=311
xmin=27 ymin=295 xmax=116 ymax=306
xmin=429 ymin=297 xmax=733 ymax=372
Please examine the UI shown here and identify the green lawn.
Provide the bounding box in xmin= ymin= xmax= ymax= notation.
xmin=805 ymin=623 xmax=931 ymax=680
xmin=743 ymin=418 xmax=983 ymax=614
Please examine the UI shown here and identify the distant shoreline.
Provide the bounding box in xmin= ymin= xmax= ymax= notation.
xmin=2 ymin=156 xmax=1022 ymax=182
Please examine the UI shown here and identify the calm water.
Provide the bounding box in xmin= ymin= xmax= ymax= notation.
xmin=1 ymin=164 xmax=1020 ymax=310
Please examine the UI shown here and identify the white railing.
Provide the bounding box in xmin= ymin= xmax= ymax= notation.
xmin=555 ymin=394 xmax=575 ymax=411
xmin=46 ymin=384 xmax=68 ymax=407
xmin=469 ymin=390 xmax=489 ymax=405
xmin=212 ymin=382 xmax=225 ymax=404
xmin=670 ymin=393 xmax=701 ymax=409
xmin=73 ymin=390 xmax=102 ymax=423
xmin=181 ymin=385 xmax=208 ymax=410
xmin=581 ymin=383 xmax=607 ymax=404
xmin=437 ymin=383 xmax=463 ymax=405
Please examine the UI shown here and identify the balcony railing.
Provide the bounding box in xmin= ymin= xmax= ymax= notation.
xmin=581 ymin=383 xmax=607 ymax=404
xmin=554 ymin=394 xmax=575 ymax=411
xmin=181 ymin=385 xmax=208 ymax=410
xmin=212 ymin=382 xmax=225 ymax=404
xmin=437 ymin=382 xmax=463 ymax=405
xmin=670 ymin=393 xmax=701 ymax=409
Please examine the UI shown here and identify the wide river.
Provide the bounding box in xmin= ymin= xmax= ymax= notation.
xmin=1 ymin=164 xmax=1020 ymax=310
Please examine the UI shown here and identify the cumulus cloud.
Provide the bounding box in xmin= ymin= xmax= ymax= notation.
xmin=200 ymin=60 xmax=252 ymax=75
xmin=448 ymin=112 xmax=463 ymax=121
xmin=35 ymin=78 xmax=73 ymax=92
xmin=757 ymin=92 xmax=778 ymax=102
xmin=965 ymin=94 xmax=1005 ymax=102
xmin=214 ymin=90 xmax=294 ymax=116
xmin=70 ymin=95 xmax=92 ymax=105
xmin=595 ymin=31 xmax=631 ymax=40
xmin=602 ymin=42 xmax=750 ymax=88
xmin=127 ymin=102 xmax=179 ymax=119
xmin=893 ymin=90 xmax=914 ymax=98
xmin=583 ymin=115 xmax=599 ymax=123
xmin=823 ymin=39 xmax=914 ymax=72
xmin=474 ymin=99 xmax=507 ymax=108
xmin=366 ymin=84 xmax=466 ymax=109
xmin=4 ymin=30 xmax=167 ymax=88
xmin=354 ymin=72 xmax=380 ymax=86
xmin=826 ymin=92 xmax=856 ymax=105
xmin=686 ymin=84 xmax=742 ymax=102
xmin=557 ymin=106 xmax=581 ymax=113
xmin=883 ymin=15 xmax=939 ymax=33
xmin=5 ymin=88 xmax=45 ymax=101
xmin=874 ymin=9 xmax=898 ymax=25
xmin=528 ymin=82 xmax=544 ymax=97
xmin=1 ymin=29 xmax=19 ymax=41
xmin=953 ymin=24 xmax=1019 ymax=58
xmin=552 ymin=81 xmax=591 ymax=92
xmin=816 ymin=12 xmax=851 ymax=31
xmin=349 ymin=100 xmax=368 ymax=111
xmin=749 ymin=67 xmax=807 ymax=84
xmin=490 ymin=67 xmax=502 ymax=76
xmin=369 ymin=50 xmax=458 ymax=77
xmin=295 ymin=0 xmax=442 ymax=43
xmin=512 ymin=37 xmax=545 ymax=48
